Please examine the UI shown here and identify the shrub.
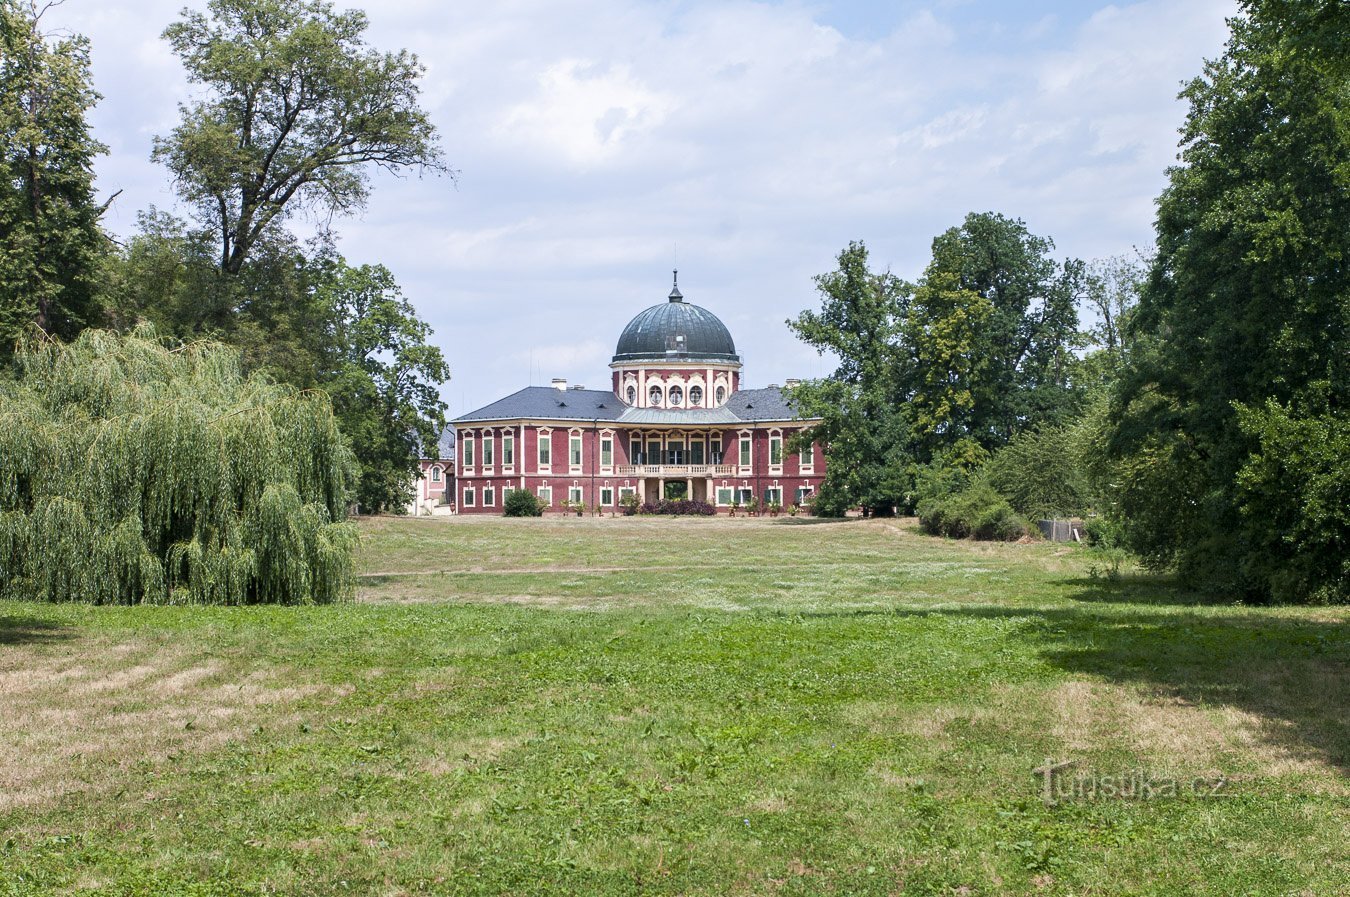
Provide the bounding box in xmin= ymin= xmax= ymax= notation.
xmin=918 ymin=483 xmax=1028 ymax=541
xmin=619 ymin=492 xmax=641 ymax=516
xmin=983 ymin=426 xmax=1089 ymax=519
xmin=502 ymin=488 xmax=543 ymax=517
xmin=638 ymin=499 xmax=715 ymax=516
xmin=0 ymin=328 xmax=356 ymax=605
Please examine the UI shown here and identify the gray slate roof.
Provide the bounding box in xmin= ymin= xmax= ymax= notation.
xmin=454 ymin=386 xmax=813 ymax=425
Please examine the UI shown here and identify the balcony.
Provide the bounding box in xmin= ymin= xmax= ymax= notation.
xmin=613 ymin=464 xmax=738 ymax=477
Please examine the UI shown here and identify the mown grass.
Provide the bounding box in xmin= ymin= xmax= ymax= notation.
xmin=1 ymin=516 xmax=1346 ymax=896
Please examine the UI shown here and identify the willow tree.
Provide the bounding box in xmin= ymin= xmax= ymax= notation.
xmin=0 ymin=328 xmax=358 ymax=604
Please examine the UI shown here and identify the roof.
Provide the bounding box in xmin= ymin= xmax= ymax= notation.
xmin=613 ymin=297 xmax=739 ymax=364
xmin=453 ymin=386 xmax=814 ymax=425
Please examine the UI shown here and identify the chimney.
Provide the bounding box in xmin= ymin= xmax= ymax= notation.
xmin=551 ymin=378 xmax=567 ymax=391
xmin=785 ymin=378 xmax=801 ymax=389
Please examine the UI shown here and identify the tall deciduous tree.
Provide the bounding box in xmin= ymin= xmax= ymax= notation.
xmin=788 ymin=242 xmax=911 ymax=516
xmin=0 ymin=0 xmax=110 ymax=353
xmin=153 ymin=0 xmax=446 ymax=276
xmin=1111 ymin=0 xmax=1349 ymax=601
xmin=314 ymin=257 xmax=449 ymax=514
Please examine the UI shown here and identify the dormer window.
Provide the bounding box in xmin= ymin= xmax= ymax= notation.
xmin=649 ymin=385 xmax=663 ymax=407
xmin=626 ymin=385 xmax=637 ymax=404
xmin=716 ymin=385 xmax=726 ymax=404
xmin=669 ymin=385 xmax=684 ymax=406
xmin=689 ymin=385 xmax=703 ymax=406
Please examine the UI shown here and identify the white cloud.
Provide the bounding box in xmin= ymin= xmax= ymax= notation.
xmin=45 ymin=0 xmax=1237 ymax=416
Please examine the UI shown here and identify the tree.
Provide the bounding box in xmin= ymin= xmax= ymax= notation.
xmin=0 ymin=0 xmax=110 ymax=353
xmin=315 ymin=256 xmax=449 ymax=514
xmin=1082 ymin=252 xmax=1147 ymax=374
xmin=787 ymin=242 xmax=911 ymax=515
xmin=0 ymin=328 xmax=357 ymax=605
xmin=908 ymin=212 xmax=1085 ymax=452
xmin=1110 ymin=0 xmax=1349 ymax=600
xmin=153 ymin=0 xmax=446 ymax=276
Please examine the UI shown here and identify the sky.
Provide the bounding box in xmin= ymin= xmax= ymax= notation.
xmin=46 ymin=0 xmax=1237 ymax=416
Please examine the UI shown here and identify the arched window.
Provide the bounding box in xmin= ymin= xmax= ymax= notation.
xmin=430 ymin=466 xmax=442 ymax=482
xmin=626 ymin=384 xmax=637 ymax=405
xmin=669 ymin=385 xmax=684 ymax=406
xmin=689 ymin=385 xmax=703 ymax=406
xmin=715 ymin=385 xmax=726 ymax=405
xmin=649 ymin=385 xmax=663 ymax=407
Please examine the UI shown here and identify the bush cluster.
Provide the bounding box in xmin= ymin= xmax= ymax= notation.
xmin=917 ymin=483 xmax=1028 ymax=541
xmin=638 ymin=499 xmax=716 ymax=516
xmin=502 ymin=488 xmax=543 ymax=517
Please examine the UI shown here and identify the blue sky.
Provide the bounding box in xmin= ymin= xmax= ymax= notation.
xmin=49 ymin=0 xmax=1236 ymax=415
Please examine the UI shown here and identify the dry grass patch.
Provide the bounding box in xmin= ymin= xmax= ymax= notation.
xmin=0 ymin=632 xmax=330 ymax=814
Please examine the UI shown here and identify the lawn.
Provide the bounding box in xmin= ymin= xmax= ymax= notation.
xmin=1 ymin=516 xmax=1346 ymax=896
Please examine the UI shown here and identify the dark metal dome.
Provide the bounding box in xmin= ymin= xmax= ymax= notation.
xmin=613 ymin=273 xmax=740 ymax=364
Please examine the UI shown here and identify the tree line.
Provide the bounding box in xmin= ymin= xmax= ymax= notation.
xmin=0 ymin=0 xmax=449 ymax=514
xmin=791 ymin=0 xmax=1348 ymax=604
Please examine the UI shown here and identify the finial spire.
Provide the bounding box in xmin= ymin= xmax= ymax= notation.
xmin=668 ymin=268 xmax=684 ymax=303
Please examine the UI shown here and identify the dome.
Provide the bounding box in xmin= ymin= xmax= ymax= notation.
xmin=613 ymin=273 xmax=740 ymax=364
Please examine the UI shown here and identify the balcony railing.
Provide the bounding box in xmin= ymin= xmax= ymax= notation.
xmin=613 ymin=464 xmax=738 ymax=477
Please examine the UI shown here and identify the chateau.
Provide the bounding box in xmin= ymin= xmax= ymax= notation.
xmin=448 ymin=274 xmax=824 ymax=513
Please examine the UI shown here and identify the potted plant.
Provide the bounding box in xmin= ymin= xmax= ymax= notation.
xmin=768 ymin=500 xmax=781 ymax=517
xmin=746 ymin=496 xmax=760 ymax=517
xmin=729 ymin=498 xmax=739 ymax=517
xmin=788 ymin=503 xmax=799 ymax=517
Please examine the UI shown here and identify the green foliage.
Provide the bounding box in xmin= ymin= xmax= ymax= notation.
xmin=503 ymin=488 xmax=543 ymax=517
xmin=0 ymin=1 xmax=110 ymax=353
xmin=1109 ymin=1 xmax=1350 ymax=600
xmin=983 ymin=426 xmax=1089 ymax=519
xmin=917 ymin=482 xmax=1028 ymax=541
xmin=0 ymin=328 xmax=357 ymax=604
xmin=1235 ymin=401 xmax=1349 ymax=603
xmin=154 ymin=0 xmax=446 ymax=274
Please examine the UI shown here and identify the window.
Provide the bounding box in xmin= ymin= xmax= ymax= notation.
xmin=626 ymin=385 xmax=637 ymax=404
xmin=463 ymin=486 xmax=476 ymax=506
xmin=430 ymin=466 xmax=442 ymax=482
xmin=600 ymin=436 xmax=613 ymax=468
xmin=691 ymin=441 xmax=705 ymax=465
xmin=461 ymin=435 xmax=475 ymax=468
xmin=649 ymin=385 xmax=663 ymax=407
xmin=568 ymin=486 xmax=583 ymax=504
xmin=483 ymin=485 xmax=495 ymax=506
xmin=769 ymin=435 xmax=783 ymax=466
xmin=764 ymin=486 xmax=783 ymax=505
xmin=795 ymin=486 xmax=814 ymax=504
xmin=570 ymin=435 xmax=582 ymax=467
xmin=647 ymin=440 xmax=661 ymax=464
xmin=716 ymin=487 xmax=733 ymax=506
xmin=689 ymin=385 xmax=703 ymax=406
xmin=669 ymin=385 xmax=684 ymax=406
xmin=618 ymin=486 xmax=636 ymax=502
xmin=503 ymin=433 xmax=515 ymax=466
xmin=800 ymin=442 xmax=812 ymax=469
xmin=630 ymin=439 xmax=642 ymax=464
xmin=537 ymin=485 xmax=552 ymax=505
xmin=667 ymin=441 xmax=684 ymax=465
xmin=483 ymin=434 xmax=494 ymax=467
xmin=600 ymin=487 xmax=614 ymax=505
xmin=716 ymin=385 xmax=726 ymax=404
xmin=739 ymin=436 xmax=752 ymax=467
xmin=711 ymin=438 xmax=722 ymax=464
xmin=735 ymin=487 xmax=754 ymax=505
xmin=538 ymin=432 xmax=551 ymax=467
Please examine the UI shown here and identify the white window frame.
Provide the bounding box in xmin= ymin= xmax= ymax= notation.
xmin=600 ymin=434 xmax=613 ymax=470
xmin=482 ymin=485 xmax=495 ymax=507
xmin=568 ymin=486 xmax=583 ymax=504
xmin=430 ymin=465 xmax=442 ymax=483
xmin=689 ymin=385 xmax=703 ymax=407
xmin=648 ymin=384 xmax=663 ymax=407
xmin=600 ymin=486 xmax=614 ymax=506
xmin=569 ymin=431 xmax=583 ymax=471
xmin=715 ymin=486 xmax=733 ymax=506
xmin=799 ymin=440 xmax=814 ymax=473
xmin=462 ymin=486 xmax=476 ymax=507
xmin=503 ymin=432 xmax=515 ymax=470
xmin=769 ymin=431 xmax=783 ymax=470
xmin=618 ymin=486 xmax=636 ymax=502
xmin=738 ymin=435 xmax=752 ymax=469
xmin=537 ymin=485 xmax=552 ymax=505
xmin=537 ymin=429 xmax=552 ymax=471
xmin=461 ymin=433 xmax=475 ymax=471
xmin=483 ymin=433 xmax=494 ymax=468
